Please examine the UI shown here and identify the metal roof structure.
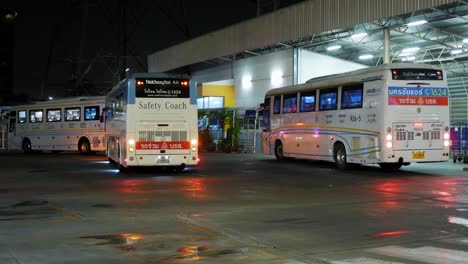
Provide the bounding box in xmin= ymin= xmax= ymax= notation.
xmin=149 ymin=0 xmax=468 ymax=122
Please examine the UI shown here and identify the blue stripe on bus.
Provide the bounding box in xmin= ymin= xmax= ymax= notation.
xmin=128 ymin=79 xmax=136 ymax=104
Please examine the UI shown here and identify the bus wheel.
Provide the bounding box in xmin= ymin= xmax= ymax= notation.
xmin=22 ymin=138 xmax=32 ymax=153
xmin=78 ymin=138 xmax=91 ymax=154
xmin=274 ymin=141 xmax=285 ymax=161
xmin=379 ymin=163 xmax=402 ymax=171
xmin=334 ymin=143 xmax=348 ymax=170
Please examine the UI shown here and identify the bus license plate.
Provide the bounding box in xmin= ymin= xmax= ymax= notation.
xmin=412 ymin=151 xmax=425 ymax=159
xmin=157 ymin=156 xmax=170 ymax=164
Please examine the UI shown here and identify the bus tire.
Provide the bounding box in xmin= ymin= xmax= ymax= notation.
xmin=334 ymin=143 xmax=348 ymax=170
xmin=274 ymin=141 xmax=286 ymax=161
xmin=78 ymin=138 xmax=91 ymax=155
xmin=22 ymin=138 xmax=32 ymax=153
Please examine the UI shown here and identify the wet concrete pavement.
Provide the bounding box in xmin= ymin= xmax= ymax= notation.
xmin=1 ymin=152 xmax=468 ymax=263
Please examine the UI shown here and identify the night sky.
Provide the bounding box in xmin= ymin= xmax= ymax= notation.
xmin=5 ymin=0 xmax=258 ymax=99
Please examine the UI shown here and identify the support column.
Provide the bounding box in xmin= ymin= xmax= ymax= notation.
xmin=383 ymin=28 xmax=390 ymax=64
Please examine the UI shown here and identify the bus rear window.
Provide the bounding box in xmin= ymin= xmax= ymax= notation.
xmin=341 ymin=84 xmax=363 ymax=109
xmin=319 ymin=88 xmax=337 ymax=111
xmin=283 ymin=94 xmax=297 ymax=113
xmin=300 ymin=91 xmax=316 ymax=112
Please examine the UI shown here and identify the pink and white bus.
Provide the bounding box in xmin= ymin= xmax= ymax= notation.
xmin=262 ymin=63 xmax=450 ymax=170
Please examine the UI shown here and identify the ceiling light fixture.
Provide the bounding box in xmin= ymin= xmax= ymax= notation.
xmin=359 ymin=54 xmax=374 ymax=60
xmin=327 ymin=45 xmax=342 ymax=51
xmin=407 ymin=20 xmax=428 ymax=27
xmin=451 ymin=49 xmax=463 ymax=55
xmin=351 ymin=32 xmax=368 ymax=39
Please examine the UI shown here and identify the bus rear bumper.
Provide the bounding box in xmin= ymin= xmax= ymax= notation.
xmin=126 ymin=154 xmax=199 ymax=167
xmin=382 ymin=150 xmax=450 ymax=163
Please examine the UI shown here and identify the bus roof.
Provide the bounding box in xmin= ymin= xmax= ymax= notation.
xmin=265 ymin=63 xmax=440 ymax=97
xmin=9 ymin=96 xmax=105 ymax=109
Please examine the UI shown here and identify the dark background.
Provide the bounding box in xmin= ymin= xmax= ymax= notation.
xmin=1 ymin=0 xmax=304 ymax=103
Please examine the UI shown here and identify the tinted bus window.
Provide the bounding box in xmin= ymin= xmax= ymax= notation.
xmin=84 ymin=106 xmax=100 ymax=121
xmin=341 ymin=84 xmax=363 ymax=109
xmin=319 ymin=88 xmax=338 ymax=111
xmin=47 ymin=109 xmax=61 ymax=122
xmin=300 ymin=91 xmax=316 ymax=112
xmin=273 ymin=96 xmax=281 ymax=114
xmin=30 ymin=110 xmax=44 ymax=123
xmin=263 ymin=97 xmax=271 ymax=132
xmin=283 ymin=94 xmax=297 ymax=113
xmin=65 ymin=107 xmax=81 ymax=121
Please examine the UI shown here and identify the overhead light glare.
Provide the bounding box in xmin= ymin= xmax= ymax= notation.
xmin=407 ymin=20 xmax=428 ymax=27
xmin=402 ymin=47 xmax=420 ymax=53
xmin=451 ymin=49 xmax=463 ymax=55
xmin=402 ymin=56 xmax=416 ymax=62
xmin=359 ymin=54 xmax=374 ymax=60
xmin=351 ymin=32 xmax=368 ymax=39
xmin=327 ymin=45 xmax=342 ymax=51
xmin=463 ymin=38 xmax=468 ymax=43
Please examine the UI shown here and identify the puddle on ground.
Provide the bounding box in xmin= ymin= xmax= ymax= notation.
xmin=91 ymin=204 xmax=113 ymax=208
xmin=175 ymin=246 xmax=247 ymax=260
xmin=12 ymin=200 xmax=48 ymax=207
xmin=80 ymin=233 xmax=143 ymax=251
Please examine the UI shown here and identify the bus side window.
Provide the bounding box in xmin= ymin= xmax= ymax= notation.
xmin=273 ymin=96 xmax=281 ymax=114
xmin=341 ymin=84 xmax=363 ymax=109
xmin=283 ymin=93 xmax=297 ymax=113
xmin=263 ymin=98 xmax=271 ymax=132
xmin=300 ymin=91 xmax=316 ymax=112
xmin=319 ymin=88 xmax=338 ymax=111
xmin=18 ymin=110 xmax=26 ymax=123
xmin=84 ymin=106 xmax=100 ymax=121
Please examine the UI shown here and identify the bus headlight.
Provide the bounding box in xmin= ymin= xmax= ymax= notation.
xmin=444 ymin=132 xmax=450 ymax=140
xmin=129 ymin=147 xmax=134 ymax=153
xmin=444 ymin=140 xmax=450 ymax=147
xmin=191 ymin=147 xmax=197 ymax=152
xmin=128 ymin=139 xmax=135 ymax=145
xmin=386 ymin=141 xmax=393 ymax=148
xmin=191 ymin=139 xmax=197 ymax=145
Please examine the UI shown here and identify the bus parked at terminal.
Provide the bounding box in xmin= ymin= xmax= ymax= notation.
xmin=262 ymin=63 xmax=450 ymax=170
xmin=7 ymin=96 xmax=106 ymax=154
xmin=105 ymin=73 xmax=199 ymax=171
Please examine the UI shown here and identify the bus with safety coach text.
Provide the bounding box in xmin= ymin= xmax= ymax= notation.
xmin=105 ymin=73 xmax=199 ymax=171
xmin=7 ymin=96 xmax=106 ymax=154
xmin=262 ymin=63 xmax=450 ymax=170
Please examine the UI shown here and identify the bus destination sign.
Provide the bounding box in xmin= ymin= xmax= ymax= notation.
xmin=136 ymin=78 xmax=190 ymax=98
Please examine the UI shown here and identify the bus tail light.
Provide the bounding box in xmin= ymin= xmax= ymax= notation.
xmin=128 ymin=139 xmax=135 ymax=145
xmin=444 ymin=140 xmax=450 ymax=147
xmin=444 ymin=132 xmax=450 ymax=140
xmin=129 ymin=147 xmax=134 ymax=153
xmin=445 ymin=126 xmax=449 ymax=132
xmin=191 ymin=139 xmax=197 ymax=145
xmin=386 ymin=141 xmax=393 ymax=148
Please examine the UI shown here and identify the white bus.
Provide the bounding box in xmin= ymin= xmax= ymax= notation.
xmin=262 ymin=63 xmax=450 ymax=170
xmin=7 ymin=96 xmax=106 ymax=154
xmin=105 ymin=73 xmax=199 ymax=171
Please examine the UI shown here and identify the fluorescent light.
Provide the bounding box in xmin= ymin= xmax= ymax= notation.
xmin=402 ymin=47 xmax=420 ymax=53
xmin=351 ymin=32 xmax=368 ymax=39
xmin=242 ymin=74 xmax=252 ymax=89
xmin=451 ymin=49 xmax=463 ymax=55
xmin=271 ymin=70 xmax=283 ymax=86
xmin=463 ymin=38 xmax=468 ymax=43
xmin=407 ymin=20 xmax=428 ymax=27
xmin=359 ymin=54 xmax=374 ymax=60
xmin=402 ymin=56 xmax=416 ymax=61
xmin=125 ymin=68 xmax=130 ymax=72
xmin=327 ymin=45 xmax=342 ymax=51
